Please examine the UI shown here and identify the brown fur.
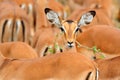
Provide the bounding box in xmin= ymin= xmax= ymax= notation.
xmin=32 ymin=1 xmax=68 ymax=56
xmin=0 ymin=51 xmax=98 ymax=80
xmin=32 ymin=27 xmax=59 ymax=56
xmin=76 ymin=25 xmax=120 ymax=58
xmin=33 ymin=27 xmax=76 ymax=57
xmin=68 ymin=8 xmax=114 ymax=28
xmin=117 ymin=8 xmax=120 ymax=21
xmin=9 ymin=0 xmax=37 ymax=39
xmin=36 ymin=0 xmax=65 ymax=29
xmin=0 ymin=42 xmax=38 ymax=59
xmin=33 ymin=21 xmax=78 ymax=57
xmin=47 ymin=0 xmax=65 ymax=19
xmin=71 ymin=0 xmax=113 ymax=18
xmin=33 ymin=8 xmax=96 ymax=57
xmin=11 ymin=0 xmax=65 ymax=43
xmin=95 ymin=56 xmax=120 ymax=80
xmin=35 ymin=0 xmax=49 ymax=29
xmin=0 ymin=1 xmax=30 ymax=43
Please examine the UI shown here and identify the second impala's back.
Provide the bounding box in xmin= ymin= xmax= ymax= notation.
xmin=0 ymin=52 xmax=98 ymax=80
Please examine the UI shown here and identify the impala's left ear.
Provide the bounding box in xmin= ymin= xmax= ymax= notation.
xmin=77 ymin=11 xmax=96 ymax=27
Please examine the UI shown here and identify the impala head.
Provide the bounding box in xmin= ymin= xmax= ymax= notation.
xmin=45 ymin=8 xmax=96 ymax=48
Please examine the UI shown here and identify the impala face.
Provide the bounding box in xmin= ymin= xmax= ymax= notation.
xmin=60 ymin=20 xmax=79 ymax=47
xmin=45 ymin=8 xmax=96 ymax=48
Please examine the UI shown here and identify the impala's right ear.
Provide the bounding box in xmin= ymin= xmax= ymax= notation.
xmin=44 ymin=8 xmax=62 ymax=27
xmin=77 ymin=10 xmax=96 ymax=27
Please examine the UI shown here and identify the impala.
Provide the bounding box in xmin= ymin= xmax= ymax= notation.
xmin=11 ymin=0 xmax=66 ymax=42
xmin=45 ymin=8 xmax=95 ymax=48
xmin=67 ymin=7 xmax=114 ymax=29
xmin=76 ymin=25 xmax=120 ymax=58
xmin=95 ymin=56 xmax=120 ymax=80
xmin=0 ymin=42 xmax=38 ymax=59
xmin=0 ymin=1 xmax=30 ymax=43
xmin=0 ymin=51 xmax=98 ymax=80
xmin=32 ymin=24 xmax=59 ymax=57
xmin=81 ymin=0 xmax=113 ymax=18
xmin=9 ymin=0 xmax=36 ymax=43
xmin=33 ymin=8 xmax=96 ymax=57
xmin=70 ymin=0 xmax=113 ymax=18
xmin=36 ymin=0 xmax=66 ymax=29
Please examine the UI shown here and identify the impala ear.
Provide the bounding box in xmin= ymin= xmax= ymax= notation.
xmin=44 ymin=8 xmax=62 ymax=27
xmin=78 ymin=11 xmax=96 ymax=27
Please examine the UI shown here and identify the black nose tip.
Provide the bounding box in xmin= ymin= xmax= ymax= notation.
xmin=67 ymin=41 xmax=73 ymax=44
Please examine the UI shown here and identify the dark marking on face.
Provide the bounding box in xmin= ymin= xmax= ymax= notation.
xmin=65 ymin=20 xmax=74 ymax=23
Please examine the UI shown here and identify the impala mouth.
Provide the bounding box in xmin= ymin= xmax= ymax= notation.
xmin=68 ymin=45 xmax=73 ymax=48
xmin=67 ymin=43 xmax=74 ymax=48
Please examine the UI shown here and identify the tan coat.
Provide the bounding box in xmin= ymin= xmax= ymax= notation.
xmin=0 ymin=42 xmax=38 ymax=59
xmin=0 ymin=51 xmax=98 ymax=80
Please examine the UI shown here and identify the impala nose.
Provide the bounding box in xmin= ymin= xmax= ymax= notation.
xmin=67 ymin=41 xmax=74 ymax=48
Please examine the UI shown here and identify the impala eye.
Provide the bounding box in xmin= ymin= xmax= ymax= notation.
xmin=75 ymin=28 xmax=79 ymax=33
xmin=60 ymin=27 xmax=65 ymax=32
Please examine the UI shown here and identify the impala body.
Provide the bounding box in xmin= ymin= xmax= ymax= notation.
xmin=0 ymin=51 xmax=98 ymax=80
xmin=0 ymin=1 xmax=30 ymax=43
xmin=95 ymin=56 xmax=120 ymax=80
xmin=0 ymin=42 xmax=38 ymax=59
xmin=76 ymin=25 xmax=120 ymax=58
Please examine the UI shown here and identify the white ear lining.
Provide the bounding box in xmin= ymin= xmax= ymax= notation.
xmin=46 ymin=10 xmax=61 ymax=27
xmin=78 ymin=12 xmax=95 ymax=26
xmin=83 ymin=13 xmax=94 ymax=22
